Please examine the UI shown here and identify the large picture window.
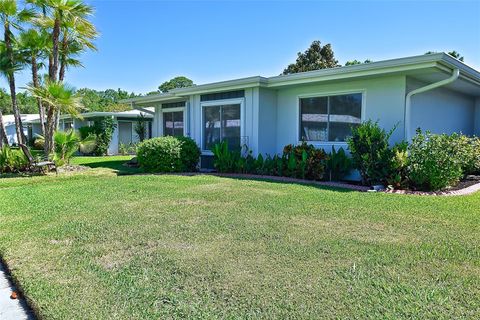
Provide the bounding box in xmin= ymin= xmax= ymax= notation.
xmin=163 ymin=111 xmax=184 ymax=136
xmin=300 ymin=93 xmax=362 ymax=142
xmin=203 ymin=104 xmax=241 ymax=151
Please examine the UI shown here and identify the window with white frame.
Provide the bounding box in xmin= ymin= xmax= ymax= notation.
xmin=300 ymin=93 xmax=362 ymax=142
xmin=203 ymin=104 xmax=241 ymax=151
xmin=163 ymin=111 xmax=184 ymax=137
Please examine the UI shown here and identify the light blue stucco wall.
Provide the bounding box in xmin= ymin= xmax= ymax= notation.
xmin=272 ymin=75 xmax=407 ymax=155
xmin=475 ymin=98 xmax=480 ymax=136
xmin=407 ymin=78 xmax=476 ymax=137
xmin=256 ymin=87 xmax=277 ymax=156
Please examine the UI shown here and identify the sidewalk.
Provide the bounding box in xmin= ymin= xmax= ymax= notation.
xmin=0 ymin=264 xmax=34 ymax=320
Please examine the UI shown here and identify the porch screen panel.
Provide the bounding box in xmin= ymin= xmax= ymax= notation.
xmin=163 ymin=111 xmax=184 ymax=137
xmin=203 ymin=104 xmax=240 ymax=151
xmin=300 ymin=93 xmax=362 ymax=142
xmin=203 ymin=106 xmax=221 ymax=150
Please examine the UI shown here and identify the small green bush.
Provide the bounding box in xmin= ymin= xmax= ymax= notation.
xmin=52 ymin=130 xmax=80 ymax=166
xmin=177 ymin=136 xmax=201 ymax=172
xmin=455 ymin=135 xmax=480 ymax=175
xmin=408 ymin=131 xmax=464 ymax=191
xmin=211 ymin=141 xmax=327 ymax=180
xmin=137 ymin=136 xmax=200 ymax=173
xmin=0 ymin=146 xmax=28 ymax=173
xmin=137 ymin=137 xmax=183 ymax=172
xmin=347 ymin=120 xmax=398 ymax=185
xmin=211 ymin=141 xmax=240 ymax=173
xmin=78 ymin=117 xmax=116 ymax=156
xmin=283 ymin=142 xmax=327 ymax=180
xmin=326 ymin=146 xmax=352 ymax=181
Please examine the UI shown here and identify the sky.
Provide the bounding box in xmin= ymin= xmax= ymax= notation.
xmin=4 ymin=0 xmax=480 ymax=94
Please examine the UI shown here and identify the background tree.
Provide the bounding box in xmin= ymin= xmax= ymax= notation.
xmin=77 ymin=88 xmax=135 ymax=112
xmin=158 ymin=76 xmax=194 ymax=93
xmin=282 ymin=40 xmax=339 ymax=75
xmin=18 ymin=28 xmax=49 ymax=135
xmin=345 ymin=59 xmax=372 ymax=66
xmin=28 ymin=0 xmax=96 ymax=154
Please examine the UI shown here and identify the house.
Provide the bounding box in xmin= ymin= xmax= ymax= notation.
xmin=2 ymin=114 xmax=40 ymax=145
xmin=124 ymin=53 xmax=480 ymax=169
xmin=27 ymin=109 xmax=153 ymax=154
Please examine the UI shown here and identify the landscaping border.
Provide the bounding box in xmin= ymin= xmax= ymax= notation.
xmin=204 ymin=173 xmax=480 ymax=196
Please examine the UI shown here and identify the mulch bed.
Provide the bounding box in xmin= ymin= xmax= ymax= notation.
xmin=385 ymin=175 xmax=480 ymax=196
xmin=57 ymin=165 xmax=90 ymax=174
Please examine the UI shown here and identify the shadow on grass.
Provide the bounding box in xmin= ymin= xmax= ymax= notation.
xmin=198 ymin=174 xmax=365 ymax=193
xmin=78 ymin=160 xmax=142 ymax=175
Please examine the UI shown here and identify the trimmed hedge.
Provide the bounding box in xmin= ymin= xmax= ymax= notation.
xmin=137 ymin=136 xmax=200 ymax=173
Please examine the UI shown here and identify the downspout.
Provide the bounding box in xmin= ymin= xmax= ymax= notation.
xmin=404 ymin=68 xmax=460 ymax=141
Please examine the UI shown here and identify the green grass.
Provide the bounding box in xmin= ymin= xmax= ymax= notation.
xmin=0 ymin=161 xmax=479 ymax=319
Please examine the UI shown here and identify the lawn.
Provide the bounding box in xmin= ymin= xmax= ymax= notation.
xmin=0 ymin=158 xmax=479 ymax=319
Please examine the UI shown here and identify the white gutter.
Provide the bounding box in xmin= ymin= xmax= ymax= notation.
xmin=404 ymin=68 xmax=460 ymax=141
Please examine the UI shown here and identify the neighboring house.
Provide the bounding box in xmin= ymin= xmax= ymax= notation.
xmin=124 ymin=53 xmax=480 ymax=169
xmin=2 ymin=114 xmax=40 ymax=145
xmin=27 ymin=109 xmax=154 ymax=155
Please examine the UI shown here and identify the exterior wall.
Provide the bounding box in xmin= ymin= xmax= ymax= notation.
xmin=407 ymin=78 xmax=476 ymax=137
xmin=256 ymin=87 xmax=278 ymax=156
xmin=474 ymin=97 xmax=480 ymax=136
xmin=274 ymin=75 xmax=407 ymax=154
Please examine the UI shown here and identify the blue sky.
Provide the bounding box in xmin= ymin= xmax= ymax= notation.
xmin=6 ymin=0 xmax=480 ymax=94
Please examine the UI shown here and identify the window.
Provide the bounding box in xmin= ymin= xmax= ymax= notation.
xmin=200 ymin=90 xmax=244 ymax=102
xmin=300 ymin=93 xmax=362 ymax=142
xmin=163 ymin=111 xmax=184 ymax=136
xmin=203 ymin=104 xmax=241 ymax=151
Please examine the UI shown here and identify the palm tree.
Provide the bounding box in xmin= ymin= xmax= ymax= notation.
xmin=18 ymin=28 xmax=49 ymax=137
xmin=0 ymin=0 xmax=35 ymax=145
xmin=59 ymin=14 xmax=96 ymax=81
xmin=26 ymin=80 xmax=84 ymax=152
xmin=28 ymin=0 xmax=95 ymax=153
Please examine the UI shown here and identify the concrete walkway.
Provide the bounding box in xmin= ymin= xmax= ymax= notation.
xmin=0 ymin=264 xmax=34 ymax=320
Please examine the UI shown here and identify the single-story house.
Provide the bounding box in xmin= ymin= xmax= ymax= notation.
xmin=2 ymin=114 xmax=39 ymax=146
xmin=125 ymin=53 xmax=480 ymax=169
xmin=27 ymin=109 xmax=153 ymax=154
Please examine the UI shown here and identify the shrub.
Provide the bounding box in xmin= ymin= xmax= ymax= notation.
xmin=211 ymin=141 xmax=240 ymax=173
xmin=283 ymin=142 xmax=327 ymax=180
xmin=33 ymin=136 xmax=45 ymax=150
xmin=52 ymin=130 xmax=80 ymax=166
xmin=455 ymin=135 xmax=480 ymax=175
xmin=137 ymin=137 xmax=183 ymax=172
xmin=387 ymin=141 xmax=409 ymax=189
xmin=78 ymin=117 xmax=116 ymax=156
xmin=408 ymin=131 xmax=464 ymax=191
xmin=0 ymin=146 xmax=28 ymax=173
xmin=137 ymin=136 xmax=200 ymax=173
xmin=118 ymin=142 xmax=137 ymax=156
xmin=347 ymin=120 xmax=397 ymax=185
xmin=326 ymin=146 xmax=352 ymax=181
xmin=177 ymin=136 xmax=201 ymax=172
